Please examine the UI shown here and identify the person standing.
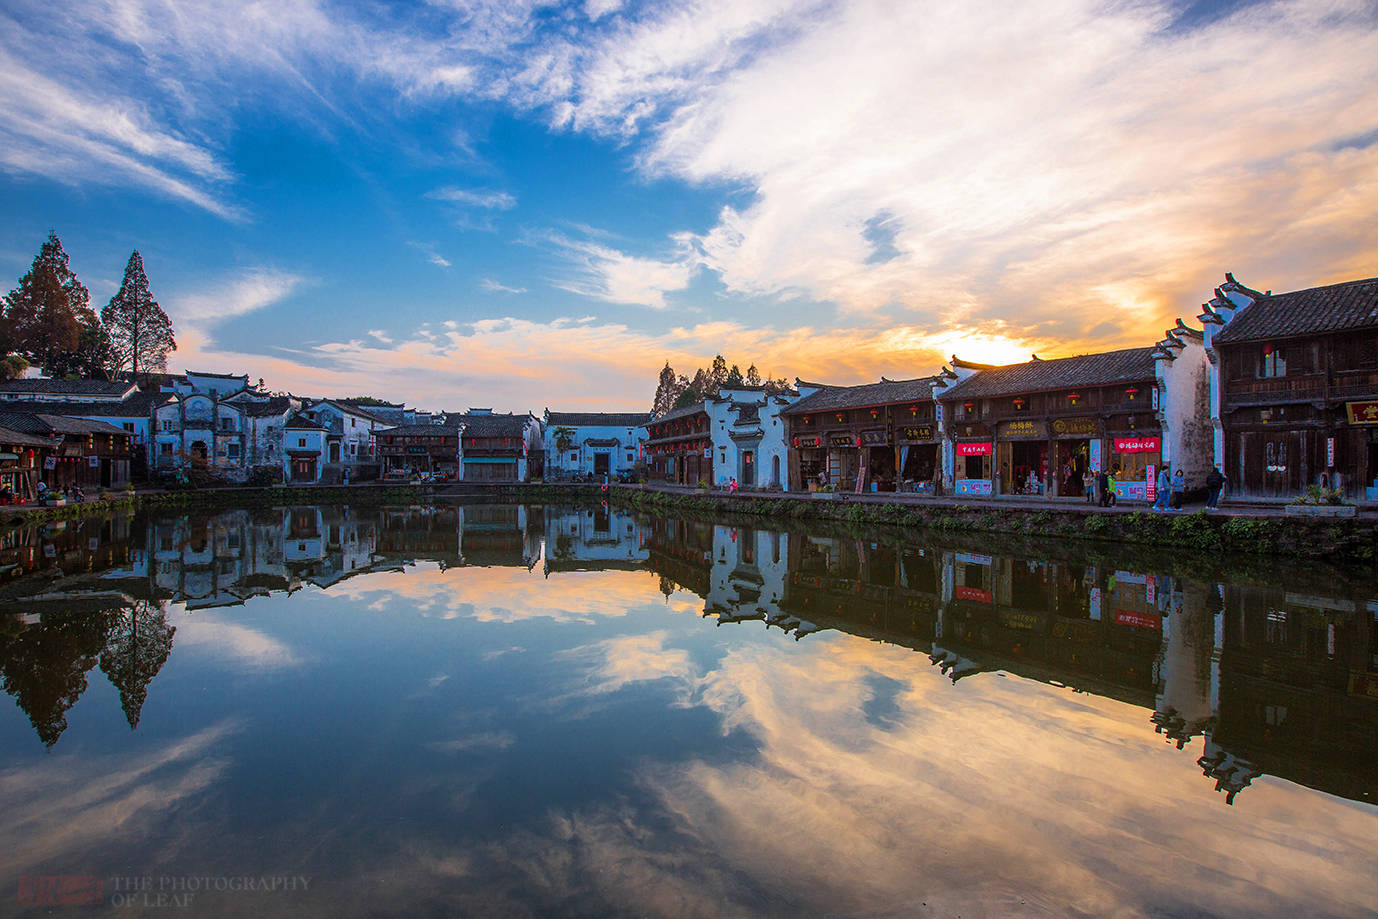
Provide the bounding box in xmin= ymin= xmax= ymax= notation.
xmin=1152 ymin=465 xmax=1171 ymax=511
xmin=1106 ymin=466 xmax=1118 ymax=507
xmin=1170 ymin=468 xmax=1185 ymax=510
xmin=1206 ymin=465 xmax=1226 ymax=509
xmin=1084 ymin=468 xmax=1097 ymax=504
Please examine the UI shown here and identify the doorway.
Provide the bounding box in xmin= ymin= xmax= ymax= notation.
xmin=594 ymin=452 xmax=610 ymax=476
xmin=191 ymin=442 xmax=208 ymax=468
xmin=741 ymin=450 xmax=755 ymax=486
xmin=1054 ymin=440 xmax=1089 ymax=496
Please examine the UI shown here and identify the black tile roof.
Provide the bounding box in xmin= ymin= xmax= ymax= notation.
xmin=546 ymin=411 xmax=651 ymax=427
xmin=782 ymin=377 xmax=940 ymax=415
xmin=1212 ymin=276 xmax=1378 ymax=344
xmin=653 ymin=402 xmax=708 ymax=424
xmin=0 ymin=425 xmax=53 ymax=448
xmin=239 ymin=396 xmax=295 ymax=417
xmin=938 ymin=347 xmax=1158 ymax=400
xmin=0 ymin=379 xmax=136 ymax=398
xmin=285 ymin=413 xmax=328 ymax=430
xmin=378 ymin=423 xmax=458 ymax=438
xmin=458 ymin=413 xmax=530 ymax=437
xmin=0 ymin=411 xmax=129 ymax=437
xmin=0 ymin=392 xmax=171 ymax=417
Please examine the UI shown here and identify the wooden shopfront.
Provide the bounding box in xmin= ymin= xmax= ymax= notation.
xmin=951 ymin=422 xmax=993 ymax=496
xmin=896 ymin=424 xmax=940 ymax=493
xmin=646 ymin=405 xmax=712 ymax=485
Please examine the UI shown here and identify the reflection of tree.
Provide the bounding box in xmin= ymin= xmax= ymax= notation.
xmin=0 ymin=608 xmax=117 ymax=747
xmin=100 ymin=600 xmax=176 ymax=730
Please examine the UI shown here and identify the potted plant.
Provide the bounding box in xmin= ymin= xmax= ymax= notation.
xmin=1285 ymin=484 xmax=1356 ymax=517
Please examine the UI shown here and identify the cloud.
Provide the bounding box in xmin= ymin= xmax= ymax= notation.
xmin=545 ymin=230 xmax=699 ymax=309
xmin=480 ymin=278 xmax=528 ymax=294
xmin=427 ymin=186 xmax=518 ymax=210
xmin=172 ymin=609 xmax=302 ymax=669
xmin=408 ymin=241 xmax=452 ymax=268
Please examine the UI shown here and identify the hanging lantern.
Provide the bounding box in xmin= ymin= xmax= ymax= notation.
xmin=869 ymin=409 xmax=879 ymax=419
xmin=1125 ymin=387 xmax=1139 ymax=400
xmin=1067 ymin=392 xmax=1081 ymax=405
xmin=1013 ymin=397 xmax=1025 ymax=409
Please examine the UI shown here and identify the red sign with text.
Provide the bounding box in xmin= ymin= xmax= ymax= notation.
xmin=1113 ymin=610 xmax=1162 ymax=630
xmin=956 ymin=586 xmax=992 ymax=603
xmin=1114 ymin=437 xmax=1160 ymax=453
xmin=956 ymin=442 xmax=993 ymax=456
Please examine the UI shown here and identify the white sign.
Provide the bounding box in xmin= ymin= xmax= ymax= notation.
xmin=89 ymin=455 xmax=100 ymax=468
xmin=1327 ymin=437 xmax=1335 ymax=467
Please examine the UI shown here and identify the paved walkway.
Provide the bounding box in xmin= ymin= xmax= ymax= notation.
xmin=2 ymin=482 xmax=1371 ymax=521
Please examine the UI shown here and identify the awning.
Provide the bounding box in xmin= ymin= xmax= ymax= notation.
xmin=464 ymin=457 xmax=517 ymax=464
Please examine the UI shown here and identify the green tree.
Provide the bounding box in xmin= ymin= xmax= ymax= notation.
xmin=0 ymin=354 xmax=29 ymax=380
xmin=2 ymin=233 xmax=102 ymax=377
xmin=652 ymin=362 xmax=685 ymax=416
xmin=103 ymin=251 xmax=176 ymax=377
xmin=553 ymin=426 xmax=576 ymax=452
xmin=746 ymin=364 xmax=762 ymax=386
xmin=708 ymin=354 xmax=729 ymax=396
xmin=725 ymin=364 xmax=745 ymax=387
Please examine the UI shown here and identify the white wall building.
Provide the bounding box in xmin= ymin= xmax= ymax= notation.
xmin=542 ymin=411 xmax=649 ymax=479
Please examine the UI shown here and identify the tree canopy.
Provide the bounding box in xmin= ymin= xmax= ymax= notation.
xmin=649 ymin=355 xmax=794 ymax=415
xmin=103 ymin=250 xmax=176 ymax=377
xmin=2 ymin=232 xmax=106 ymax=378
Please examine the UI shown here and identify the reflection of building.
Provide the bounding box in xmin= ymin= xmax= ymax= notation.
xmin=543 ymin=506 xmax=647 ymax=575
xmin=457 ymin=504 xmax=540 ymax=569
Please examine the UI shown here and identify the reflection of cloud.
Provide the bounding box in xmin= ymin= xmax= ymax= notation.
xmin=173 ymin=610 xmax=301 ymax=669
xmin=557 ymin=631 xmax=697 ymax=698
xmin=427 ymin=731 xmax=516 ymax=754
xmin=0 ymin=720 xmax=240 ymax=879
xmin=327 ymin=564 xmax=695 ymax=625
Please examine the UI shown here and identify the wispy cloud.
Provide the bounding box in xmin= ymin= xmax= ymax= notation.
xmin=481 ymin=278 xmax=528 ymax=294
xmin=545 ymin=230 xmax=699 ymax=309
xmin=427 ymin=186 xmax=518 ymax=210
xmin=408 ymin=241 xmax=452 ymax=268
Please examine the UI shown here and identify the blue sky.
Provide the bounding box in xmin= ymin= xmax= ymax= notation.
xmin=2 ymin=0 xmax=1376 ymax=411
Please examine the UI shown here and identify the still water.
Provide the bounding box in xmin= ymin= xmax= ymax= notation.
xmin=2 ymin=503 xmax=1376 ymax=917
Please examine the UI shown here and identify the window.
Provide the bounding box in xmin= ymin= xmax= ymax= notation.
xmin=122 ymin=422 xmax=135 ymax=432
xmin=159 ymin=442 xmax=172 ymax=455
xmin=1260 ymin=344 xmax=1287 ymax=378
xmin=227 ymin=443 xmax=241 ymax=460
xmin=220 ymin=417 xmax=235 ymax=431
xmin=626 ymin=453 xmax=634 ymax=462
xmin=298 ymin=438 xmax=307 ymax=448
xmin=160 ymin=419 xmax=176 ymax=432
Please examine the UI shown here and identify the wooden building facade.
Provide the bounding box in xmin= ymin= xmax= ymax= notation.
xmin=1204 ymin=275 xmax=1378 ymax=501
xmin=645 ymin=403 xmax=712 ymax=486
xmin=781 ymin=377 xmax=943 ymax=493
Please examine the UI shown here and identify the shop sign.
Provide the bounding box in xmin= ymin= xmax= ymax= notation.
xmin=1113 ymin=436 xmax=1160 ymax=453
xmin=1113 ymin=610 xmax=1161 ymax=631
xmin=1089 ymin=438 xmax=1102 ymax=473
xmin=999 ymin=419 xmax=1045 ymax=439
xmin=1145 ymin=464 xmax=1156 ymax=501
xmin=794 ymin=435 xmax=822 ymax=448
xmin=1345 ymin=401 xmax=1378 ymax=425
xmin=830 ymin=434 xmax=857 ymax=448
xmin=898 ymin=425 xmax=934 ymax=442
xmin=1051 ymin=417 xmax=1098 ymax=437
xmin=860 ymin=430 xmax=888 ymax=446
xmin=703 ymin=447 xmax=711 ymax=458
xmin=1327 ymin=437 xmax=1335 ymax=466
xmin=1002 ymin=611 xmax=1043 ymax=630
xmin=1348 ymin=672 xmax=1378 ymax=700
xmin=956 ymin=441 xmax=993 ymax=456
xmin=954 ymin=552 xmax=992 ymax=566
xmin=88 ymin=456 xmax=100 ymax=467
xmin=954 ymin=478 xmax=992 ymax=495
xmin=1114 ymin=481 xmax=1148 ymax=501
xmin=956 ymin=585 xmax=992 ymax=603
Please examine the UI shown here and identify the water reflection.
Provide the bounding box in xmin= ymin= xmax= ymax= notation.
xmin=2 ymin=503 xmax=1377 ymax=916
xmin=3 ymin=502 xmax=1374 ymax=807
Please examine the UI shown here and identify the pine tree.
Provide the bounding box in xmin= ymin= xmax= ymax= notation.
xmin=652 ymin=362 xmax=680 ymax=416
xmin=746 ymin=364 xmax=762 ymax=387
xmin=3 ymin=233 xmax=101 ymax=377
xmin=708 ymin=354 xmax=729 ymax=396
xmin=103 ymin=251 xmax=176 ymax=378
xmin=725 ymin=364 xmax=745 ymax=387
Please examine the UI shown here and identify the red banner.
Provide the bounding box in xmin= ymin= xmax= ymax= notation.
xmin=1113 ymin=437 xmax=1160 ymax=453
xmin=956 ymin=442 xmax=992 ymax=456
xmin=956 ymin=586 xmax=992 ymax=603
xmin=1113 ymin=610 xmax=1161 ymax=630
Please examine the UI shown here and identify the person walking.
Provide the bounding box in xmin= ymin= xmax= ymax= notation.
xmin=1152 ymin=465 xmax=1171 ymax=511
xmin=1106 ymin=466 xmax=1118 ymax=507
xmin=1206 ymin=465 xmax=1226 ymax=509
xmin=1170 ymin=468 xmax=1185 ymax=510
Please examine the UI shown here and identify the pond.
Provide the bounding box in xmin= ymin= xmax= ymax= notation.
xmin=2 ymin=503 xmax=1376 ymax=917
